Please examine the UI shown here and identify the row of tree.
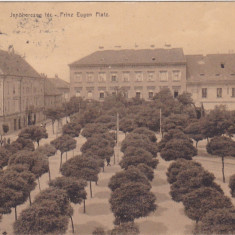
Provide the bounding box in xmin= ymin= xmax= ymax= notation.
xmin=167 ymin=159 xmax=235 ymax=234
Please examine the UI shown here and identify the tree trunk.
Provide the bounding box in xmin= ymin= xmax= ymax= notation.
xmin=52 ymin=121 xmax=54 ymax=134
xmin=113 ymin=152 xmax=116 ymax=165
xmin=48 ymin=167 xmax=51 ymax=182
xmin=90 ymin=181 xmax=92 ymax=198
xmin=83 ymin=199 xmax=86 ymax=213
xmin=38 ymin=178 xmax=41 ymax=191
xmin=207 ymin=137 xmax=209 ymax=143
xmin=73 ymin=150 xmax=74 ymax=157
xmin=29 ymin=192 xmax=32 ymax=206
xmin=222 ymin=156 xmax=225 ymax=183
xmin=37 ymin=141 xmax=39 ymax=146
xmin=196 ymin=141 xmax=198 ymax=149
xmin=15 ymin=206 xmax=17 ymax=221
xmin=102 ymin=166 xmax=104 ymax=172
xmin=60 ymin=152 xmax=63 ymax=170
xmin=70 ymin=215 xmax=74 ymax=233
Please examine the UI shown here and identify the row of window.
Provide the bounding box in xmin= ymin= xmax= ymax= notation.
xmin=74 ymin=70 xmax=181 ymax=83
xmin=75 ymin=90 xmax=180 ymax=100
xmin=201 ymin=88 xmax=235 ymax=98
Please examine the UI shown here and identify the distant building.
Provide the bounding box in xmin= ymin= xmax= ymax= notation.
xmin=48 ymin=75 xmax=70 ymax=102
xmin=44 ymin=78 xmax=63 ymax=109
xmin=186 ymin=54 xmax=235 ymax=110
xmin=69 ymin=48 xmax=235 ymax=110
xmin=0 ymin=48 xmax=44 ymax=133
xmin=69 ymin=48 xmax=187 ymax=100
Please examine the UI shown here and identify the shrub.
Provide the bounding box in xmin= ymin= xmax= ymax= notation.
xmin=229 ymin=174 xmax=235 ymax=197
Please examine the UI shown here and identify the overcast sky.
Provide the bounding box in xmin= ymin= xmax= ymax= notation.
xmin=0 ymin=2 xmax=235 ymax=81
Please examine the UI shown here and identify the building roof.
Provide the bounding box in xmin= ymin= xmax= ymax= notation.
xmin=44 ymin=79 xmax=62 ymax=96
xmin=186 ymin=54 xmax=235 ymax=82
xmin=48 ymin=77 xmax=70 ymax=89
xmin=0 ymin=49 xmax=41 ymax=78
xmin=69 ymin=48 xmax=186 ymax=66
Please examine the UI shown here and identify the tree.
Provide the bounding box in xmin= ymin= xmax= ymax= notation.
xmin=160 ymin=138 xmax=197 ymax=161
xmin=108 ymin=166 xmax=151 ymax=192
xmin=184 ymin=120 xmax=204 ymax=148
xmin=170 ymin=166 xmax=223 ymax=202
xmin=120 ymin=147 xmax=158 ymax=170
xmin=14 ymin=188 xmax=73 ymax=234
xmin=229 ymin=174 xmax=235 ymax=197
xmin=49 ymin=176 xmax=87 ymax=214
xmin=44 ymin=107 xmax=63 ymax=134
xmin=0 ymin=169 xmax=31 ymax=220
xmin=121 ymin=133 xmax=158 ymax=157
xmin=194 ymin=208 xmax=235 ymax=234
xmin=136 ymin=163 xmax=154 ymax=181
xmin=81 ymin=123 xmax=109 ymax=138
xmin=182 ymin=187 xmax=233 ymax=223
xmin=51 ymin=134 xmax=77 ymax=169
xmin=18 ymin=126 xmax=48 ymax=146
xmin=132 ymin=127 xmax=157 ymax=142
xmin=61 ymin=155 xmax=100 ymax=198
xmin=2 ymin=124 xmax=9 ymax=135
xmin=95 ymin=114 xmax=116 ymax=129
xmin=110 ymin=182 xmax=156 ymax=224
xmin=162 ymin=113 xmax=189 ymax=134
xmin=36 ymin=144 xmax=57 ymax=157
xmin=8 ymin=150 xmax=49 ymax=190
xmin=110 ymin=222 xmax=140 ymax=235
xmin=166 ymin=159 xmax=202 ymax=184
xmin=62 ymin=122 xmax=82 ymax=138
xmin=177 ymin=92 xmax=194 ymax=106
xmin=119 ymin=117 xmax=138 ymax=135
xmin=8 ymin=164 xmax=37 ymax=205
xmin=92 ymin=227 xmax=106 ymax=235
xmin=0 ymin=147 xmax=11 ymax=169
xmin=206 ymin=136 xmax=235 ymax=183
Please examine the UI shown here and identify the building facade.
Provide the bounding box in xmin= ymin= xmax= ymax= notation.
xmin=0 ymin=49 xmax=44 ymax=133
xmin=48 ymin=75 xmax=70 ymax=102
xmin=44 ymin=78 xmax=63 ymax=109
xmin=69 ymin=49 xmax=187 ymax=100
xmin=69 ymin=48 xmax=235 ymax=110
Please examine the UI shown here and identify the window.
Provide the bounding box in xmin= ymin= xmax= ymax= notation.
xmin=159 ymin=71 xmax=168 ymax=81
xmin=87 ymin=73 xmax=94 ymax=82
xmin=74 ymin=72 xmax=82 ymax=82
xmin=87 ymin=91 xmax=93 ymax=99
xmin=135 ymin=72 xmax=143 ymax=82
xmin=172 ymin=70 xmax=181 ymax=81
xmin=123 ymin=72 xmax=130 ymax=82
xmin=174 ymin=91 xmax=179 ymax=98
xmin=217 ymin=88 xmax=222 ymax=98
xmin=148 ymin=91 xmax=154 ymax=99
xmin=75 ymin=91 xmax=81 ymax=97
xmin=99 ymin=92 xmax=105 ymax=99
xmin=111 ymin=73 xmax=117 ymax=82
xmin=98 ymin=72 xmax=106 ymax=82
xmin=232 ymin=88 xmax=235 ymax=97
xmin=136 ymin=91 xmax=141 ymax=98
xmin=221 ymin=63 xmax=225 ymax=68
xmin=147 ymin=72 xmax=155 ymax=81
xmin=202 ymin=88 xmax=207 ymax=98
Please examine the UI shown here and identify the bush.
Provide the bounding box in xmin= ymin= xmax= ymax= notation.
xmin=132 ymin=127 xmax=157 ymax=143
xmin=110 ymin=222 xmax=140 ymax=235
xmin=137 ymin=163 xmax=154 ymax=181
xmin=229 ymin=174 xmax=235 ymax=197
xmin=170 ymin=166 xmax=222 ymax=202
xmin=182 ymin=187 xmax=233 ymax=223
xmin=194 ymin=208 xmax=235 ymax=234
xmin=92 ymin=227 xmax=106 ymax=235
xmin=36 ymin=144 xmax=57 ymax=157
xmin=166 ymin=159 xmax=202 ymax=184
xmin=160 ymin=138 xmax=197 ymax=161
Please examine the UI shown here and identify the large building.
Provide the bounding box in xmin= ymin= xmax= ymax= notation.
xmin=0 ymin=48 xmax=45 ymax=133
xmin=69 ymin=48 xmax=235 ymax=110
xmin=69 ymin=49 xmax=187 ymax=100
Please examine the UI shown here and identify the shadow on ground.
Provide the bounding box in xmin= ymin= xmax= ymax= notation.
xmin=95 ymin=191 xmax=110 ymax=199
xmin=138 ymin=220 xmax=168 ymax=234
xmin=73 ymin=221 xmax=105 ymax=235
xmin=78 ymin=202 xmax=111 ymax=216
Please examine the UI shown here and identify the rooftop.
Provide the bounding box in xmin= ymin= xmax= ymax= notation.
xmin=0 ymin=49 xmax=41 ymax=78
xmin=69 ymin=48 xmax=186 ymax=66
xmin=44 ymin=79 xmax=62 ymax=96
xmin=48 ymin=77 xmax=70 ymax=89
xmin=186 ymin=54 xmax=235 ymax=81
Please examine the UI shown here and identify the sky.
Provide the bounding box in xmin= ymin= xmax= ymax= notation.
xmin=1 ymin=2 xmax=235 ymax=81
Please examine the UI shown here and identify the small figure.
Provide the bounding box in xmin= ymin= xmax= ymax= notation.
xmin=3 ymin=137 xmax=6 ymax=146
xmin=106 ymin=157 xmax=111 ymax=166
xmin=40 ymin=123 xmax=43 ymax=127
xmin=7 ymin=138 xmax=11 ymax=144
